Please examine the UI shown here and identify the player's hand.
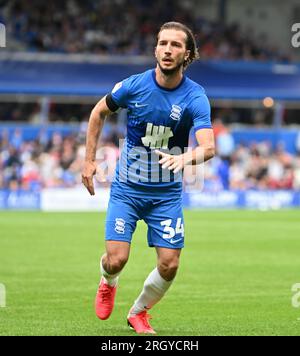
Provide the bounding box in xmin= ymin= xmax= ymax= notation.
xmin=155 ymin=150 xmax=185 ymax=174
xmin=82 ymin=161 xmax=97 ymax=195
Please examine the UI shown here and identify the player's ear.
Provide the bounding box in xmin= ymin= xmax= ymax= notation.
xmin=185 ymin=50 xmax=190 ymax=61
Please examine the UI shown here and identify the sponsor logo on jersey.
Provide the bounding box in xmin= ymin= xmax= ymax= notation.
xmin=141 ymin=123 xmax=174 ymax=149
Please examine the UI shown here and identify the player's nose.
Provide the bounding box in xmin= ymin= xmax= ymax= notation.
xmin=164 ymin=43 xmax=172 ymax=54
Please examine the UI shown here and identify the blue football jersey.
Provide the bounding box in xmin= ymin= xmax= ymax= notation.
xmin=108 ymin=69 xmax=212 ymax=198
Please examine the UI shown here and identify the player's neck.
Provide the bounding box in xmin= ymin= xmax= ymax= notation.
xmin=155 ymin=66 xmax=183 ymax=89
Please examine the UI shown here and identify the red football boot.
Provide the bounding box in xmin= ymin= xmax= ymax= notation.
xmin=127 ymin=309 xmax=156 ymax=334
xmin=95 ymin=278 xmax=117 ymax=320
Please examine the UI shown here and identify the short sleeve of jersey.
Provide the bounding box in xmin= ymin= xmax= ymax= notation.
xmin=110 ymin=77 xmax=132 ymax=109
xmin=190 ymin=94 xmax=212 ymax=131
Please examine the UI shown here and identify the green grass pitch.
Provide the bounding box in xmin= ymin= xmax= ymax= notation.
xmin=0 ymin=210 xmax=300 ymax=336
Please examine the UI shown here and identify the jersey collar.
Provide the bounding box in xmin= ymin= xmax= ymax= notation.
xmin=151 ymin=69 xmax=186 ymax=92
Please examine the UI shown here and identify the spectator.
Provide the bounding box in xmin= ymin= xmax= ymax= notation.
xmin=216 ymin=128 xmax=235 ymax=159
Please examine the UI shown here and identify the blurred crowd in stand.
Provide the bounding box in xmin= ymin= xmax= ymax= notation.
xmin=1 ymin=120 xmax=300 ymax=191
xmin=0 ymin=0 xmax=292 ymax=61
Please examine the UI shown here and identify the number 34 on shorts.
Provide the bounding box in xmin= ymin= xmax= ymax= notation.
xmin=160 ymin=218 xmax=184 ymax=244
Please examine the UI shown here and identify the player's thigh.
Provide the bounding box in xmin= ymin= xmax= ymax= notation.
xmin=105 ymin=193 xmax=140 ymax=244
xmin=144 ymin=197 xmax=185 ymax=249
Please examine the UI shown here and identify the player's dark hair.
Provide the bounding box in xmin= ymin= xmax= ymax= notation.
xmin=157 ymin=22 xmax=199 ymax=70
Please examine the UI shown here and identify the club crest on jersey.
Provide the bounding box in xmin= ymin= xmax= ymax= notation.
xmin=170 ymin=105 xmax=182 ymax=121
xmin=115 ymin=218 xmax=126 ymax=234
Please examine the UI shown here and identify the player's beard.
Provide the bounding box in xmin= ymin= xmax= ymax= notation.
xmin=158 ymin=57 xmax=185 ymax=76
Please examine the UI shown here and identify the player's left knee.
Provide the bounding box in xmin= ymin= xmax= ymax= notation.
xmin=158 ymin=259 xmax=179 ymax=281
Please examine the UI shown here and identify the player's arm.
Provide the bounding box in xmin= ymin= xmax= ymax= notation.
xmin=156 ymin=128 xmax=215 ymax=173
xmin=82 ymin=95 xmax=112 ymax=196
xmin=185 ymin=128 xmax=215 ymax=165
